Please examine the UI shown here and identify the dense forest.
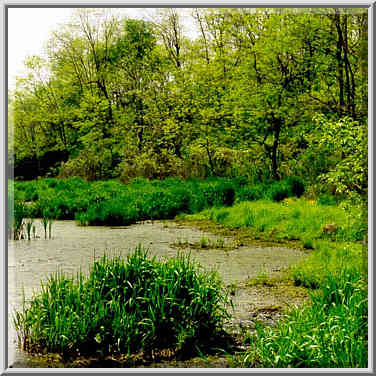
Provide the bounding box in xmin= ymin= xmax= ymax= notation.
xmin=9 ymin=7 xmax=367 ymax=198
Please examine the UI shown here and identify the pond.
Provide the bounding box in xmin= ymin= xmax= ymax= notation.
xmin=8 ymin=219 xmax=305 ymax=368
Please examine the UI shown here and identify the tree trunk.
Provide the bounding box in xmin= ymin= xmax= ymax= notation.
xmin=334 ymin=11 xmax=345 ymax=116
xmin=271 ymin=118 xmax=281 ymax=181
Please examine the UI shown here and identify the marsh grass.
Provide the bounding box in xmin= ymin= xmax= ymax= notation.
xmin=200 ymin=236 xmax=209 ymax=248
xmin=41 ymin=214 xmax=49 ymax=240
xmin=48 ymin=219 xmax=53 ymax=239
xmin=185 ymin=199 xmax=364 ymax=244
xmin=13 ymin=201 xmax=27 ymax=240
xmin=25 ymin=219 xmax=33 ymax=241
xmin=13 ymin=246 xmax=231 ymax=359
xmin=242 ymin=269 xmax=367 ymax=368
xmin=12 ymin=176 xmax=306 ymax=227
xmin=182 ymin=196 xmax=367 ymax=368
xmin=289 ymin=241 xmax=364 ymax=289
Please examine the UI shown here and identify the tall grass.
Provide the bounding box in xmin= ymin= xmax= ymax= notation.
xmin=12 ymin=201 xmax=28 ymax=240
xmin=242 ymin=268 xmax=367 ymax=368
xmin=12 ymin=176 xmax=306 ymax=227
xmin=186 ymin=198 xmax=365 ymax=244
xmin=13 ymin=246 xmax=231 ymax=358
xmin=25 ymin=219 xmax=33 ymax=241
xmin=289 ymin=241 xmax=364 ymax=288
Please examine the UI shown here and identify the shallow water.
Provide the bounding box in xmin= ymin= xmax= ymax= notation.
xmin=8 ymin=219 xmax=304 ymax=368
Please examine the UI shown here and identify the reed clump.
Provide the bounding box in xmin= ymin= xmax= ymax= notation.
xmin=242 ymin=268 xmax=367 ymax=368
xmin=14 ymin=246 xmax=231 ymax=359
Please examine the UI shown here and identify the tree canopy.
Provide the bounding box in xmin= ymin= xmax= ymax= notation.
xmin=9 ymin=8 xmax=368 ymax=196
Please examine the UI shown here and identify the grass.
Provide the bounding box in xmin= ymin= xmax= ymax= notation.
xmin=13 ymin=246 xmax=231 ymax=360
xmin=12 ymin=200 xmax=27 ymax=240
xmin=11 ymin=176 xmax=368 ymax=367
xmin=25 ymin=219 xmax=33 ymax=241
xmin=180 ymin=195 xmax=367 ymax=368
xmin=242 ymin=268 xmax=367 ymax=368
xmin=184 ymin=198 xmax=365 ymax=244
xmin=11 ymin=176 xmax=306 ymax=227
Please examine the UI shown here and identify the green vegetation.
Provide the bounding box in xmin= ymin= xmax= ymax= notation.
xmin=180 ymin=196 xmax=367 ymax=367
xmin=12 ymin=176 xmax=306 ymax=227
xmin=14 ymin=246 xmax=230 ymax=359
xmin=9 ymin=9 xmax=367 ymax=200
xmin=8 ymin=6 xmax=368 ymax=369
xmin=12 ymin=200 xmax=27 ymax=240
xmin=184 ymin=198 xmax=365 ymax=244
xmin=290 ymin=241 xmax=364 ymax=289
xmin=25 ymin=219 xmax=33 ymax=241
xmin=242 ymin=269 xmax=367 ymax=368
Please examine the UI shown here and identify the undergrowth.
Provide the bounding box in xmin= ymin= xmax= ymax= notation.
xmin=12 ymin=176 xmax=305 ymax=226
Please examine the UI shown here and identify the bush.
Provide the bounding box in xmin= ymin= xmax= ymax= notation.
xmin=285 ymin=176 xmax=305 ymax=198
xmin=318 ymin=193 xmax=338 ymax=206
xmin=235 ymin=184 xmax=264 ymax=202
xmin=267 ymin=181 xmax=290 ymax=202
xmin=14 ymin=247 xmax=230 ymax=358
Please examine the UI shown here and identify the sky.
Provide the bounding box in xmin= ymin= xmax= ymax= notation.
xmin=7 ymin=7 xmax=195 ymax=90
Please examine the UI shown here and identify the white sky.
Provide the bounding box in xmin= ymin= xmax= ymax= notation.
xmin=8 ymin=7 xmax=195 ymax=90
xmin=8 ymin=8 xmax=73 ymax=89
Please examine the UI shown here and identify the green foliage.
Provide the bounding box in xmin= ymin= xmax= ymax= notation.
xmin=185 ymin=198 xmax=365 ymax=244
xmin=10 ymin=9 xmax=367 ymax=196
xmin=242 ymin=269 xmax=367 ymax=368
xmin=13 ymin=177 xmax=246 ymax=226
xmin=317 ymin=193 xmax=340 ymax=206
xmin=313 ymin=115 xmax=367 ymax=195
xmin=14 ymin=246 xmax=230 ymax=357
xmin=289 ymin=241 xmax=364 ymax=289
xmin=267 ymin=181 xmax=291 ymax=202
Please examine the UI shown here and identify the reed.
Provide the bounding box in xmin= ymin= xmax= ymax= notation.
xmin=13 ymin=246 xmax=231 ymax=358
xmin=25 ymin=220 xmax=33 ymax=241
xmin=48 ymin=219 xmax=53 ymax=239
xmin=41 ymin=212 xmax=49 ymax=240
xmin=242 ymin=269 xmax=367 ymax=368
xmin=13 ymin=201 xmax=27 ymax=240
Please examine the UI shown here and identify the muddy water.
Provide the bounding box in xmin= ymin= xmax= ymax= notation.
xmin=8 ymin=220 xmax=304 ymax=368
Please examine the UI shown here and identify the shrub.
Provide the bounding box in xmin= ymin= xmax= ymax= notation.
xmin=235 ymin=184 xmax=264 ymax=202
xmin=267 ymin=181 xmax=290 ymax=202
xmin=14 ymin=247 xmax=230 ymax=358
xmin=318 ymin=193 xmax=338 ymax=206
xmin=285 ymin=176 xmax=305 ymax=198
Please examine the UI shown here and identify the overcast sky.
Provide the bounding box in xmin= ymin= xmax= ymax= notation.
xmin=7 ymin=7 xmax=195 ymax=90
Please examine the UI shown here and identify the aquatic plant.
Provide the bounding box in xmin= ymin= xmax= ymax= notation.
xmin=13 ymin=246 xmax=230 ymax=359
xmin=242 ymin=269 xmax=367 ymax=368
xmin=13 ymin=201 xmax=27 ymax=240
xmin=13 ymin=176 xmax=307 ymax=227
xmin=200 ymin=236 xmax=208 ymax=248
xmin=25 ymin=219 xmax=33 ymax=241
xmin=41 ymin=213 xmax=49 ymax=240
xmin=48 ymin=219 xmax=53 ymax=239
xmin=185 ymin=198 xmax=365 ymax=244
